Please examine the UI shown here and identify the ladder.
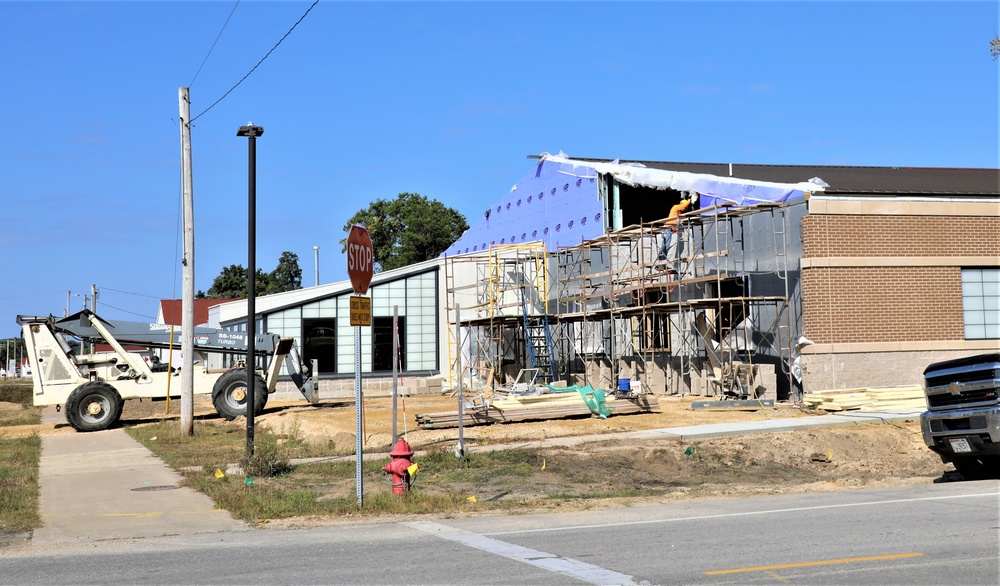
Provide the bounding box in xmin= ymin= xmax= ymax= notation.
xmin=521 ymin=287 xmax=558 ymax=383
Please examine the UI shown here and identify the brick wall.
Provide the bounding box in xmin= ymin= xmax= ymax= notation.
xmin=801 ymin=266 xmax=964 ymax=344
xmin=800 ymin=213 xmax=998 ymax=345
xmin=802 ymin=215 xmax=1000 ymax=257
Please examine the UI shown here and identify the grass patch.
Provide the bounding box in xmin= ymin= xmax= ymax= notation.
xmin=0 ymin=434 xmax=41 ymax=533
xmin=0 ymin=381 xmax=41 ymax=427
xmin=127 ymin=420 xmax=562 ymax=523
xmin=125 ymin=419 xmax=338 ymax=469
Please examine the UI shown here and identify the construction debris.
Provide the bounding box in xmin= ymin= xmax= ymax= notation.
xmin=803 ymin=385 xmax=925 ymax=412
xmin=415 ymin=390 xmax=659 ymax=429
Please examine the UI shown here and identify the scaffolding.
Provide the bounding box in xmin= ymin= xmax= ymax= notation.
xmin=444 ymin=242 xmax=555 ymax=390
xmin=446 ymin=202 xmax=798 ymax=399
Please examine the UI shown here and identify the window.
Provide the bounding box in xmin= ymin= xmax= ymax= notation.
xmin=372 ymin=316 xmax=405 ymax=371
xmin=962 ymin=268 xmax=999 ymax=339
xmin=303 ymin=318 xmax=337 ymax=373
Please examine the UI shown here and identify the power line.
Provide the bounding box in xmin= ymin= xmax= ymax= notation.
xmin=97 ymin=302 xmax=157 ymax=321
xmin=191 ymin=0 xmax=320 ymax=123
xmin=98 ymin=287 xmax=161 ymax=299
xmin=189 ymin=0 xmax=242 ymax=88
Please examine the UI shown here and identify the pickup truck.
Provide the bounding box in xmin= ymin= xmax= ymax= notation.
xmin=920 ymin=352 xmax=1000 ymax=480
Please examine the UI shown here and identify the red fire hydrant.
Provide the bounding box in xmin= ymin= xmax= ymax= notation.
xmin=384 ymin=438 xmax=415 ymax=495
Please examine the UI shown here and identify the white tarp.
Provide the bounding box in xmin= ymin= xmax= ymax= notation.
xmin=540 ymin=153 xmax=827 ymax=206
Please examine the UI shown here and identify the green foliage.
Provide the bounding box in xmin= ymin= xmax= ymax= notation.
xmin=992 ymin=31 xmax=1000 ymax=61
xmin=341 ymin=193 xmax=468 ymax=272
xmin=243 ymin=432 xmax=292 ymax=478
xmin=0 ymin=434 xmax=41 ymax=533
xmin=265 ymin=251 xmax=302 ymax=294
xmin=198 ymin=251 xmax=303 ymax=298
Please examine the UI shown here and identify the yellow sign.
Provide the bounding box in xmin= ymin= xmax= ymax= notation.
xmin=349 ymin=296 xmax=371 ymax=327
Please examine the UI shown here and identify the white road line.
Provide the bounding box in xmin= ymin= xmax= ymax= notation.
xmin=405 ymin=520 xmax=645 ymax=586
xmin=481 ymin=491 xmax=1000 ymax=536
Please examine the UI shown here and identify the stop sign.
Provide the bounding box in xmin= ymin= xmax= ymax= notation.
xmin=346 ymin=224 xmax=374 ymax=294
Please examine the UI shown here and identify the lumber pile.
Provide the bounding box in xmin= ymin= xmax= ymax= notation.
xmin=803 ymin=385 xmax=926 ymax=412
xmin=415 ymin=393 xmax=659 ymax=429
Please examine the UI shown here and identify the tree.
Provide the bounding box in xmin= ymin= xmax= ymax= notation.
xmin=341 ymin=193 xmax=468 ymax=272
xmin=198 ymin=252 xmax=303 ymax=298
xmin=992 ymin=30 xmax=1000 ymax=61
xmin=266 ymin=251 xmax=302 ymax=294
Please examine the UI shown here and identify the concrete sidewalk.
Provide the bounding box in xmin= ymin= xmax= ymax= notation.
xmin=464 ymin=408 xmax=926 ymax=452
xmin=31 ymin=405 xmax=925 ymax=546
xmin=33 ymin=407 xmax=248 ymax=546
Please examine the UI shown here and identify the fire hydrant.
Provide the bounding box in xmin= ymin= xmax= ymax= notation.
xmin=384 ymin=438 xmax=415 ymax=495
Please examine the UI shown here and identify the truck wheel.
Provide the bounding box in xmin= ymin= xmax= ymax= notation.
xmin=212 ymin=369 xmax=268 ymax=421
xmin=952 ymin=456 xmax=998 ymax=481
xmin=65 ymin=382 xmax=124 ymax=432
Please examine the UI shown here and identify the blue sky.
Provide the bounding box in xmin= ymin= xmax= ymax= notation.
xmin=1 ymin=1 xmax=997 ymax=336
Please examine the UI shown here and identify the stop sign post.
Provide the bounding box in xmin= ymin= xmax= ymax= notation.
xmin=346 ymin=225 xmax=373 ymax=295
xmin=346 ymin=224 xmax=373 ymax=508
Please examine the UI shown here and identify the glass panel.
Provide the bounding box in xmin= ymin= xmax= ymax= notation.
xmin=964 ymin=297 xmax=985 ymax=311
xmin=964 ymin=310 xmax=985 ymax=326
xmin=965 ymin=324 xmax=986 ymax=339
xmin=961 ymin=269 xmax=982 ymax=284
xmin=961 ymin=281 xmax=982 ymax=296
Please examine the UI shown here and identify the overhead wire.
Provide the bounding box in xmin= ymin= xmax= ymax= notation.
xmin=189 ymin=0 xmax=241 ymax=88
xmin=191 ymin=0 xmax=321 ymax=123
xmin=94 ymin=302 xmax=156 ymax=321
xmin=98 ymin=287 xmax=161 ymax=299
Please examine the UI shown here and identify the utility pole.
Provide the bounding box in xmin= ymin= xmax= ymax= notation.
xmin=178 ymin=87 xmax=196 ymax=436
xmin=89 ymin=284 xmax=97 ymax=353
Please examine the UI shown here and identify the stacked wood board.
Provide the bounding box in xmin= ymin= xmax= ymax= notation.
xmin=415 ymin=392 xmax=659 ymax=429
xmin=803 ymin=385 xmax=926 ymax=412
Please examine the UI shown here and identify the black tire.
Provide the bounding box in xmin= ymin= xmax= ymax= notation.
xmin=65 ymin=382 xmax=124 ymax=432
xmin=212 ymin=369 xmax=267 ymax=421
xmin=952 ymin=456 xmax=1000 ymax=481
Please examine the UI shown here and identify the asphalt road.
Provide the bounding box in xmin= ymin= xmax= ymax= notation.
xmin=2 ymin=481 xmax=997 ymax=585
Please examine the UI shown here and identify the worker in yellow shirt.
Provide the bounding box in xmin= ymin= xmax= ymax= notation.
xmin=658 ymin=191 xmax=698 ymax=273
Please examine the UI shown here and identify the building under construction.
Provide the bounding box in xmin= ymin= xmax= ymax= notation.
xmin=443 ymin=155 xmax=823 ymax=401
xmin=214 ymin=154 xmax=997 ymax=401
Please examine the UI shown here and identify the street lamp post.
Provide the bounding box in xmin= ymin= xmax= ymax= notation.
xmin=237 ymin=123 xmax=263 ymax=459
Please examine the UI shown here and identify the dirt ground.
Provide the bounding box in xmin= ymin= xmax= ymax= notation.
xmin=2 ymin=392 xmax=953 ymax=518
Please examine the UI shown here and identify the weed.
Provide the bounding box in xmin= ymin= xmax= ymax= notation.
xmin=243 ymin=432 xmax=291 ymax=478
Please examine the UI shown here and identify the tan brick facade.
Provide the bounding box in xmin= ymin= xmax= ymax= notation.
xmin=802 ymin=215 xmax=1000 ymax=258
xmin=801 ymin=213 xmax=1000 ymax=345
xmin=797 ymin=205 xmax=999 ymax=391
xmin=802 ymin=266 xmax=964 ymax=344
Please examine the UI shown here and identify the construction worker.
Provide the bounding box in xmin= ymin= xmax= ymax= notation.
xmin=658 ymin=191 xmax=698 ymax=273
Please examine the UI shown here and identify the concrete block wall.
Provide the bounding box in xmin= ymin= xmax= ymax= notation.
xmin=276 ymin=374 xmax=444 ymax=400
xmin=799 ymin=350 xmax=988 ymax=392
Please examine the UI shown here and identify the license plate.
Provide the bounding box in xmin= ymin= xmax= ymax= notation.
xmin=949 ymin=438 xmax=973 ymax=453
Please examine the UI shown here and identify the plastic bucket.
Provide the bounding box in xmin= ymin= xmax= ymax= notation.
xmin=617 ymin=378 xmax=631 ymax=391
